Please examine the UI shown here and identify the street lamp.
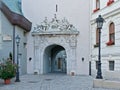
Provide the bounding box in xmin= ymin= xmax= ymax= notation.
xmin=15 ymin=35 xmax=20 ymax=82
xmin=96 ymin=15 xmax=104 ymax=79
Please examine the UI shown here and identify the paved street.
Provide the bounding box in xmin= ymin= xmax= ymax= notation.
xmin=0 ymin=73 xmax=119 ymax=90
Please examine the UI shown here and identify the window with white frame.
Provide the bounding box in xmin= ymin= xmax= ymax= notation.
xmin=106 ymin=22 xmax=115 ymax=46
xmin=96 ymin=61 xmax=99 ymax=70
xmin=109 ymin=61 xmax=114 ymax=71
xmin=109 ymin=22 xmax=115 ymax=43
xmin=93 ymin=0 xmax=100 ymax=12
xmin=96 ymin=0 xmax=100 ymax=9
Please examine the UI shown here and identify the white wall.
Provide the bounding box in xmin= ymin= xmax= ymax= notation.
xmin=0 ymin=11 xmax=13 ymax=59
xmin=22 ymin=0 xmax=90 ymax=75
xmin=15 ymin=26 xmax=27 ymax=75
xmin=26 ymin=32 xmax=34 ymax=74
xmin=90 ymin=0 xmax=120 ymax=79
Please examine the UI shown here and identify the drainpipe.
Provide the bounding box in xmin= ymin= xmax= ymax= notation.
xmin=13 ymin=25 xmax=15 ymax=63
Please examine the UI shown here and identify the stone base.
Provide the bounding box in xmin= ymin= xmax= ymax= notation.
xmin=93 ymin=79 xmax=120 ymax=89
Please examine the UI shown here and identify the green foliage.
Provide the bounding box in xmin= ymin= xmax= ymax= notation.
xmin=0 ymin=59 xmax=16 ymax=80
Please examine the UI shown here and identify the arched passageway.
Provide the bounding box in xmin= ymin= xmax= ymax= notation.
xmin=43 ymin=44 xmax=67 ymax=74
xmin=31 ymin=15 xmax=79 ymax=75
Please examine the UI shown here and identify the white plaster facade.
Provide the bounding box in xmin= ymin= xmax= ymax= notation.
xmin=90 ymin=0 xmax=120 ymax=79
xmin=0 ymin=8 xmax=27 ymax=75
xmin=22 ymin=0 xmax=90 ymax=75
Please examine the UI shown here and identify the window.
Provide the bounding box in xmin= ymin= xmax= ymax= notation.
xmin=96 ymin=0 xmax=100 ymax=9
xmin=96 ymin=61 xmax=99 ymax=70
xmin=109 ymin=61 xmax=114 ymax=71
xmin=58 ymin=58 xmax=61 ymax=69
xmin=106 ymin=22 xmax=115 ymax=46
xmin=23 ymin=43 xmax=27 ymax=48
xmin=93 ymin=0 xmax=100 ymax=12
xmin=109 ymin=23 xmax=115 ymax=42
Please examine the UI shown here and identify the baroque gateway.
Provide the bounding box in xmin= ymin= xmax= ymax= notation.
xmin=31 ymin=15 xmax=79 ymax=75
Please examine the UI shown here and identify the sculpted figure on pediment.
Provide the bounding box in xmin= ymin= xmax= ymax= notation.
xmin=33 ymin=17 xmax=50 ymax=32
xmin=41 ymin=17 xmax=49 ymax=31
xmin=33 ymin=14 xmax=78 ymax=33
xmin=50 ymin=14 xmax=60 ymax=29
xmin=59 ymin=17 xmax=69 ymax=31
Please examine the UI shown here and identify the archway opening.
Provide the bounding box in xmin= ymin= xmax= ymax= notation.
xmin=43 ymin=44 xmax=67 ymax=74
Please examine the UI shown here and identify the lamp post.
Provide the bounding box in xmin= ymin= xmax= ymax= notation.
xmin=15 ymin=35 xmax=20 ymax=82
xmin=96 ymin=15 xmax=104 ymax=79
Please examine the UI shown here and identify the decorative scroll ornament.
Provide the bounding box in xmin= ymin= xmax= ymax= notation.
xmin=33 ymin=14 xmax=79 ymax=34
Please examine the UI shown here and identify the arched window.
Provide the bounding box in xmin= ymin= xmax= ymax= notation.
xmin=106 ymin=22 xmax=115 ymax=46
xmin=109 ymin=22 xmax=115 ymax=42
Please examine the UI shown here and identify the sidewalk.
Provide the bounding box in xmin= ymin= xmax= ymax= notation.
xmin=0 ymin=73 xmax=119 ymax=90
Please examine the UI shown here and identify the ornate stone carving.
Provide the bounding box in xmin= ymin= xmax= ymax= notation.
xmin=32 ymin=14 xmax=79 ymax=75
xmin=33 ymin=14 xmax=79 ymax=34
xmin=64 ymin=35 xmax=77 ymax=47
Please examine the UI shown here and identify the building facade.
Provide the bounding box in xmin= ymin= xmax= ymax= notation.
xmin=22 ymin=0 xmax=90 ymax=75
xmin=0 ymin=0 xmax=31 ymax=75
xmin=90 ymin=0 xmax=120 ymax=79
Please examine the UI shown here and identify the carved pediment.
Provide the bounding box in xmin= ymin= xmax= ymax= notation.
xmin=32 ymin=14 xmax=79 ymax=35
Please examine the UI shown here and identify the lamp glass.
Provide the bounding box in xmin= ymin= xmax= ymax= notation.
xmin=96 ymin=15 xmax=104 ymax=29
xmin=16 ymin=35 xmax=20 ymax=44
xmin=97 ymin=22 xmax=103 ymax=29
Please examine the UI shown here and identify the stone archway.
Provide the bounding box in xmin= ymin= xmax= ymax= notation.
xmin=43 ymin=44 xmax=67 ymax=74
xmin=32 ymin=15 xmax=79 ymax=75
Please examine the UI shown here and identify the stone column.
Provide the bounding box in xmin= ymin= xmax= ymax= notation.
xmin=34 ymin=46 xmax=40 ymax=74
xmin=69 ymin=35 xmax=77 ymax=76
xmin=33 ymin=36 xmax=40 ymax=74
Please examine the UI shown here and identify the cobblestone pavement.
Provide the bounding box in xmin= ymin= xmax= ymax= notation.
xmin=0 ymin=73 xmax=119 ymax=90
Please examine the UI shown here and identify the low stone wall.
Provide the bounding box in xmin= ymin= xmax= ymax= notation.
xmin=93 ymin=79 xmax=120 ymax=89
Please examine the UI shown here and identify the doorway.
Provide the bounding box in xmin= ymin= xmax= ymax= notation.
xmin=43 ymin=44 xmax=67 ymax=74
